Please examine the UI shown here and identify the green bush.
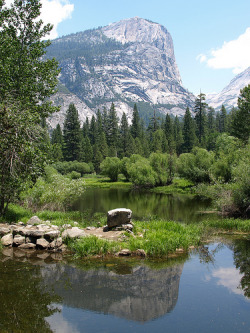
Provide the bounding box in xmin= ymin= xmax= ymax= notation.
xmin=52 ymin=161 xmax=93 ymax=176
xmin=126 ymin=155 xmax=156 ymax=187
xmin=100 ymin=157 xmax=121 ymax=182
xmin=149 ymin=152 xmax=176 ymax=186
xmin=21 ymin=166 xmax=85 ymax=211
xmin=177 ymin=147 xmax=214 ymax=183
xmin=66 ymin=171 xmax=81 ymax=179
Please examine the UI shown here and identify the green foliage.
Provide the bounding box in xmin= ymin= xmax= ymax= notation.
xmin=0 ymin=0 xmax=59 ymax=216
xmin=66 ymin=236 xmax=121 ymax=257
xmin=22 ymin=166 xmax=85 ymax=211
xmin=66 ymin=171 xmax=81 ymax=179
xmin=63 ymin=103 xmax=82 ymax=161
xmin=0 ymin=0 xmax=59 ymax=117
xmin=177 ymin=147 xmax=214 ymax=183
xmin=202 ymin=218 xmax=250 ymax=233
xmin=52 ymin=161 xmax=93 ymax=176
xmin=130 ymin=220 xmax=202 ymax=257
xmin=231 ymin=85 xmax=250 ymax=143
xmin=149 ymin=152 xmax=176 ymax=185
xmin=126 ymin=155 xmax=156 ymax=187
xmin=100 ymin=157 xmax=121 ymax=182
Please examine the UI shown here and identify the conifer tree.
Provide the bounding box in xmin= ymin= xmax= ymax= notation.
xmin=107 ymin=103 xmax=119 ymax=155
xmin=173 ymin=116 xmax=184 ymax=155
xmin=194 ymin=93 xmax=208 ymax=145
xmin=131 ymin=103 xmax=141 ymax=139
xmin=219 ymin=105 xmax=227 ymax=133
xmin=82 ymin=117 xmax=90 ymax=138
xmin=231 ymin=85 xmax=250 ymax=142
xmin=89 ymin=115 xmax=97 ymax=145
xmin=164 ymin=114 xmax=175 ymax=152
xmin=51 ymin=124 xmax=63 ymax=161
xmin=119 ymin=112 xmax=130 ymax=157
xmin=182 ymin=107 xmax=197 ymax=152
xmin=63 ymin=103 xmax=82 ymax=161
xmin=82 ymin=136 xmax=93 ymax=163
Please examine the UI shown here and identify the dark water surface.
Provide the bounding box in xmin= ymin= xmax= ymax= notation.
xmin=0 ymin=238 xmax=249 ymax=332
xmin=74 ymin=188 xmax=213 ymax=222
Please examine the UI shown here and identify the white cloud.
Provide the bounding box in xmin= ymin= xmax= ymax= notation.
xmin=198 ymin=27 xmax=250 ymax=74
xmin=212 ymin=267 xmax=244 ymax=296
xmin=3 ymin=0 xmax=74 ymax=39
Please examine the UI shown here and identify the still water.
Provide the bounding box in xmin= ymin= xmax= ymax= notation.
xmin=0 ymin=238 xmax=249 ymax=332
xmin=74 ymin=188 xmax=213 ymax=222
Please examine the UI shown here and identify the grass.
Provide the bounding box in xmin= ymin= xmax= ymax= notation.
xmin=66 ymin=236 xmax=122 ymax=257
xmin=151 ymin=178 xmax=195 ymax=195
xmin=202 ymin=218 xmax=250 ymax=233
xmin=129 ymin=220 xmax=202 ymax=257
xmin=83 ymin=174 xmax=132 ymax=189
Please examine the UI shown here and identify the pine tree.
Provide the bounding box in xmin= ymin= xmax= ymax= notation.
xmin=107 ymin=103 xmax=119 ymax=155
xmin=82 ymin=117 xmax=90 ymax=138
xmin=219 ymin=105 xmax=227 ymax=133
xmin=194 ymin=93 xmax=208 ymax=145
xmin=89 ymin=115 xmax=97 ymax=145
xmin=63 ymin=103 xmax=82 ymax=161
xmin=182 ymin=107 xmax=197 ymax=152
xmin=82 ymin=136 xmax=93 ymax=163
xmin=164 ymin=114 xmax=175 ymax=152
xmin=119 ymin=112 xmax=130 ymax=157
xmin=173 ymin=116 xmax=184 ymax=155
xmin=231 ymin=85 xmax=250 ymax=142
xmin=131 ymin=103 xmax=141 ymax=139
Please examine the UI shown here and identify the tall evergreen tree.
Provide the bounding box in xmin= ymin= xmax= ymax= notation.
xmin=194 ymin=92 xmax=208 ymax=145
xmin=173 ymin=116 xmax=184 ymax=155
xmin=219 ymin=105 xmax=228 ymax=133
xmin=89 ymin=115 xmax=97 ymax=145
xmin=182 ymin=107 xmax=197 ymax=152
xmin=119 ymin=112 xmax=130 ymax=157
xmin=63 ymin=103 xmax=82 ymax=161
xmin=82 ymin=117 xmax=90 ymax=138
xmin=231 ymin=85 xmax=250 ymax=142
xmin=164 ymin=114 xmax=175 ymax=152
xmin=107 ymin=103 xmax=119 ymax=155
xmin=51 ymin=124 xmax=63 ymax=146
xmin=131 ymin=104 xmax=141 ymax=139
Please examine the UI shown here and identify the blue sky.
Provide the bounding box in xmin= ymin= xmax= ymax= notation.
xmin=7 ymin=0 xmax=250 ymax=95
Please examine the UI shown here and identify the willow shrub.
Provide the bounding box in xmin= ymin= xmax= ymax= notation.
xmin=22 ymin=166 xmax=85 ymax=211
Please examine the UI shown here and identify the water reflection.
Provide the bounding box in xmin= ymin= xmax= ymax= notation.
xmin=40 ymin=260 xmax=184 ymax=322
xmin=74 ymin=187 xmax=212 ymax=222
xmin=0 ymin=238 xmax=249 ymax=333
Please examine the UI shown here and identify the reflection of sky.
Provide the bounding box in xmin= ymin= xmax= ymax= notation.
xmin=46 ymin=305 xmax=80 ymax=333
xmin=211 ymin=267 xmax=244 ymax=296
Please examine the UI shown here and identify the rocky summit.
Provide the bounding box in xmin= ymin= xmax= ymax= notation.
xmin=46 ymin=17 xmax=195 ymax=129
xmin=206 ymin=67 xmax=250 ymax=111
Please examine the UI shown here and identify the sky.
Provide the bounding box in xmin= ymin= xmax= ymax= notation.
xmin=5 ymin=0 xmax=250 ymax=95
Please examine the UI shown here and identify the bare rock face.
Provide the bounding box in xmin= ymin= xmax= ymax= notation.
xmin=46 ymin=17 xmax=195 ymax=130
xmin=107 ymin=208 xmax=132 ymax=228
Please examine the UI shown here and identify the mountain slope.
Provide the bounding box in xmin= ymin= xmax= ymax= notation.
xmin=46 ymin=17 xmax=195 ymax=128
xmin=207 ymin=67 xmax=250 ymax=111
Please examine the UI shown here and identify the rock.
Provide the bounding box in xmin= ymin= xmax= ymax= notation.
xmin=48 ymin=237 xmax=63 ymax=249
xmin=0 ymin=225 xmax=11 ymax=236
xmin=17 ymin=221 xmax=25 ymax=226
xmin=19 ymin=243 xmax=36 ymax=249
xmin=133 ymin=249 xmax=146 ymax=257
xmin=27 ymin=216 xmax=42 ymax=225
xmin=62 ymin=224 xmax=72 ymax=229
xmin=44 ymin=230 xmax=60 ymax=241
xmin=25 ymin=236 xmax=37 ymax=244
xmin=73 ymin=222 xmax=79 ymax=226
xmin=2 ymin=247 xmax=14 ymax=257
xmin=1 ymin=233 xmax=13 ymax=246
xmin=13 ymin=235 xmax=25 ymax=246
xmin=20 ymin=228 xmax=45 ymax=238
xmin=117 ymin=249 xmax=131 ymax=256
xmin=103 ymin=225 xmax=109 ymax=232
xmin=36 ymin=238 xmax=50 ymax=249
xmin=107 ymin=208 xmax=132 ymax=228
xmin=62 ymin=227 xmax=86 ymax=240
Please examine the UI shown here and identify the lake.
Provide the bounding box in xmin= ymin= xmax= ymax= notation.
xmin=0 ymin=238 xmax=249 ymax=332
xmin=74 ymin=187 xmax=213 ymax=222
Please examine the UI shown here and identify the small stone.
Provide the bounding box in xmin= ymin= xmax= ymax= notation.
xmin=133 ymin=249 xmax=146 ymax=257
xmin=44 ymin=230 xmax=60 ymax=241
xmin=73 ymin=222 xmax=79 ymax=226
xmin=117 ymin=249 xmax=131 ymax=256
xmin=36 ymin=238 xmax=50 ymax=249
xmin=62 ymin=224 xmax=72 ymax=229
xmin=1 ymin=233 xmax=13 ymax=246
xmin=0 ymin=226 xmax=11 ymax=236
xmin=19 ymin=243 xmax=36 ymax=249
xmin=25 ymin=236 xmax=37 ymax=244
xmin=62 ymin=227 xmax=86 ymax=240
xmin=48 ymin=237 xmax=63 ymax=249
xmin=18 ymin=221 xmax=25 ymax=226
xmin=2 ymin=247 xmax=14 ymax=257
xmin=103 ymin=225 xmax=109 ymax=232
xmin=13 ymin=235 xmax=25 ymax=246
xmin=27 ymin=216 xmax=42 ymax=225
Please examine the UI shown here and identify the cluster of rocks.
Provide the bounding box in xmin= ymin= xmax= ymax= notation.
xmin=0 ymin=216 xmax=86 ymax=252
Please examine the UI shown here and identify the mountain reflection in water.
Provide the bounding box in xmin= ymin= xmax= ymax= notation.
xmin=40 ymin=261 xmax=183 ymax=322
